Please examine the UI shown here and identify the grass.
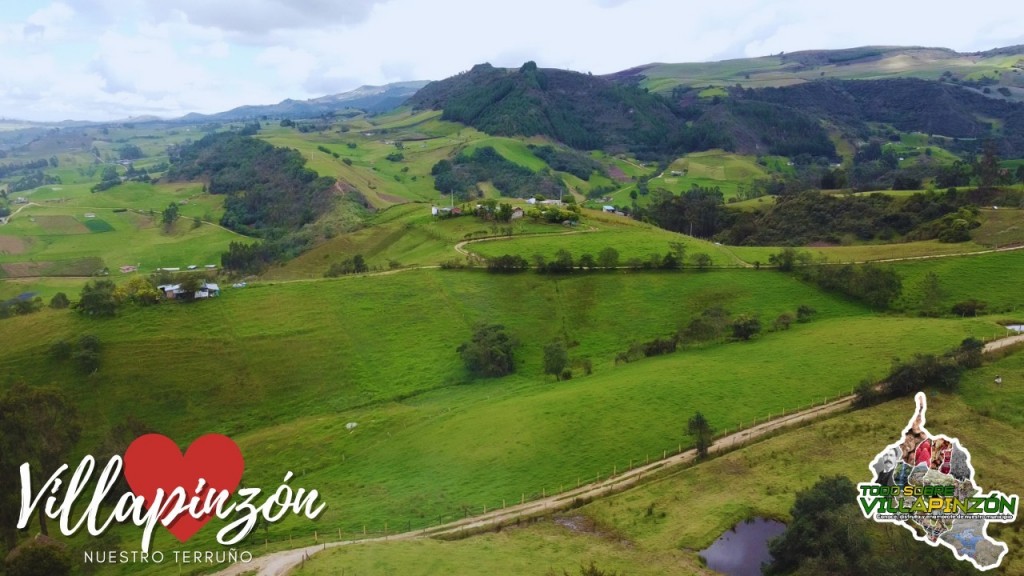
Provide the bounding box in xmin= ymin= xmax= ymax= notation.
xmin=466 ymin=210 xmax=739 ymax=266
xmin=0 ymin=267 xmax=999 ymax=570
xmin=265 ymin=203 xmax=570 ymax=278
xmin=0 ymin=177 xmax=241 ymax=278
xmin=726 ymin=239 xmax=991 ymax=266
xmin=609 ymin=150 xmax=771 ymax=205
xmin=292 ymin=521 xmax=709 ymax=576
xmin=972 ymin=208 xmax=1024 ymax=247
xmin=292 ymin=350 xmax=1024 ymax=575
xmin=892 ymin=248 xmax=1024 ymax=315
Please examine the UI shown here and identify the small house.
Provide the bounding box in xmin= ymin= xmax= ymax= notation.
xmin=602 ymin=205 xmax=615 ymax=213
xmin=511 ymin=207 xmax=525 ymax=220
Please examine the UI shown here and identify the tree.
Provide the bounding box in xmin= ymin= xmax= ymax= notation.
xmin=687 ymin=411 xmax=714 ymax=458
xmin=773 ymin=313 xmax=794 ymax=331
xmin=48 ymin=292 xmax=70 ymax=309
xmin=975 ymin=140 xmax=1002 ymax=190
xmin=0 ymin=384 xmax=80 ymax=540
xmin=4 ymin=538 xmax=73 ymax=576
xmin=691 ymin=252 xmax=712 ymax=270
xmin=118 ymin=143 xmax=143 ymax=160
xmin=77 ymin=279 xmax=119 ymax=317
xmin=953 ymin=337 xmax=984 ymax=369
xmin=457 ymin=324 xmax=517 ymax=378
xmin=596 ymin=247 xmax=619 ymax=269
xmin=161 ymin=202 xmax=180 ymax=228
xmin=796 ymin=305 xmax=817 ymax=323
xmin=668 ymin=241 xmax=687 ymax=265
xmin=731 ymin=315 xmax=762 ymax=340
xmin=951 ymin=299 xmax=986 ymax=317
xmin=543 ymin=341 xmax=569 ymax=381
xmin=114 ymin=276 xmax=161 ymax=306
xmin=74 ymin=334 xmax=102 ymax=374
xmin=764 ymin=476 xmax=873 ymax=576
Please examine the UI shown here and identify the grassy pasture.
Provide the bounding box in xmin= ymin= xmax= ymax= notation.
xmin=0 ymin=267 xmax=998 ymax=564
xmin=608 ymin=150 xmax=772 ymax=206
xmin=290 ymin=351 xmax=1024 ymax=576
xmin=726 ymin=240 xmax=991 ymax=266
xmin=265 ymin=202 xmax=564 ymax=278
xmin=466 ymin=210 xmax=739 ymax=265
xmin=893 ymin=248 xmax=1024 ymax=315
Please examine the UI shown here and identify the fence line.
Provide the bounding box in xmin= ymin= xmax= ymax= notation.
xmin=231 ymin=387 xmax=864 ymax=555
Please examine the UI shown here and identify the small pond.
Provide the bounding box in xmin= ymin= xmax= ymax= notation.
xmin=699 ymin=517 xmax=786 ymax=576
xmin=1006 ymin=325 xmax=1024 ymax=333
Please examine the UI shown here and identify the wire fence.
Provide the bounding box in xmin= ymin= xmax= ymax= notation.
xmin=231 ymin=387 xmax=863 ymax=554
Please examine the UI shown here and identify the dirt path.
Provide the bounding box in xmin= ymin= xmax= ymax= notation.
xmin=209 ymin=332 xmax=1024 ymax=576
xmin=0 ymin=202 xmax=40 ymax=225
xmin=453 ymin=227 xmax=595 ymax=258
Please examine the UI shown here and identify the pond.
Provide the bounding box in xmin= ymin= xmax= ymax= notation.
xmin=699 ymin=517 xmax=786 ymax=576
xmin=1006 ymin=325 xmax=1024 ymax=333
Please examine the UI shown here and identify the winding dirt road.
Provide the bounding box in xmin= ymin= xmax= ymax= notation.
xmin=208 ymin=333 xmax=1024 ymax=576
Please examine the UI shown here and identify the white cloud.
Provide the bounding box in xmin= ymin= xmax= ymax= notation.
xmin=3 ymin=0 xmax=1024 ymax=121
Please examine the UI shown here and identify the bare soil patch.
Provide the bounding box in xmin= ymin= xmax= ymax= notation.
xmin=0 ymin=235 xmax=29 ymax=254
xmin=34 ymin=215 xmax=89 ymax=234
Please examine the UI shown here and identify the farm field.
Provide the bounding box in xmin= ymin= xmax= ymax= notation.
xmin=466 ymin=209 xmax=740 ymax=266
xmin=3 ymin=96 xmax=1024 ymax=576
xmin=0 ymin=265 xmax=1001 ymax=571
xmin=291 ymin=350 xmax=1024 ymax=575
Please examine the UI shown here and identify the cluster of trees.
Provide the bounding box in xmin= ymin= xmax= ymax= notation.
xmin=728 ymin=190 xmax=982 ymax=246
xmin=0 ymin=292 xmax=70 ymax=321
xmin=7 ymin=170 xmax=60 ymax=193
xmin=765 ymin=475 xmax=975 ymax=575
xmin=615 ymin=305 xmax=815 ymax=365
xmin=167 ymin=132 xmax=335 ymax=237
xmin=0 ymin=158 xmax=50 ymax=178
xmin=855 ymin=338 xmax=982 ymax=407
xmin=49 ymin=334 xmax=102 ymax=374
xmin=528 ymin=144 xmax=604 ymax=180
xmin=0 ymin=295 xmax=43 ymax=319
xmin=457 ymin=324 xmax=517 ymax=378
xmin=792 ymin=262 xmax=903 ymax=310
xmin=484 ymin=247 xmax=714 ymax=274
xmin=324 ymin=254 xmax=368 ymax=277
xmin=642 ymin=187 xmax=727 ymax=238
xmin=73 ymin=273 xmax=213 ymax=317
xmin=166 ymin=133 xmax=336 ymax=273
xmin=431 ymin=146 xmax=566 ymax=201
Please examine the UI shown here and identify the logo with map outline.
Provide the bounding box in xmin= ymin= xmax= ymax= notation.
xmin=857 ymin=393 xmax=1018 ymax=571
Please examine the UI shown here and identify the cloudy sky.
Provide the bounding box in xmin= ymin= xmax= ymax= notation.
xmin=3 ymin=0 xmax=1023 ymax=121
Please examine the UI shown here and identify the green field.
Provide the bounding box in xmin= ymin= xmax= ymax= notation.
xmin=0 ymin=265 xmax=1000 ymax=572
xmin=466 ymin=209 xmax=740 ymax=265
xmin=608 ymin=150 xmax=774 ymax=205
xmin=294 ymin=350 xmax=1024 ymax=575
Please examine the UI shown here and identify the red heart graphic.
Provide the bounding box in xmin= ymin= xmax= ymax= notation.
xmin=123 ymin=434 xmax=245 ymax=542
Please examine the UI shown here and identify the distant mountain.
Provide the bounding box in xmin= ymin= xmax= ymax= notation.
xmin=410 ymin=50 xmax=1024 ymax=160
xmin=614 ymin=45 xmax=1024 ymax=103
xmin=181 ymin=81 xmax=430 ymax=122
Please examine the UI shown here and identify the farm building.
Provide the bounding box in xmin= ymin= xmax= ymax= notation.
xmin=157 ymin=283 xmax=220 ymax=300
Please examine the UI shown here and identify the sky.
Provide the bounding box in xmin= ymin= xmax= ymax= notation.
xmin=2 ymin=0 xmax=1023 ymax=122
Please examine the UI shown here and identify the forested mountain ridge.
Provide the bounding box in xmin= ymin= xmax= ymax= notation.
xmin=408 ymin=62 xmax=727 ymax=157
xmin=407 ymin=59 xmax=1024 ymax=160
